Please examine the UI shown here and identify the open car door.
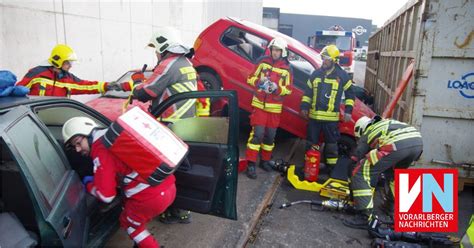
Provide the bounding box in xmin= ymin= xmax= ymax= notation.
xmin=150 ymin=90 xmax=239 ymax=220
xmin=0 ymin=105 xmax=88 ymax=247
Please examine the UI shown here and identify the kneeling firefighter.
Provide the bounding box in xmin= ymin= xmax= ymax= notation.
xmin=344 ymin=116 xmax=423 ymax=229
xmin=63 ymin=117 xmax=176 ymax=248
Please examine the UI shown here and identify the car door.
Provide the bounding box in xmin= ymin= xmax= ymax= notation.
xmin=0 ymin=105 xmax=88 ymax=247
xmin=149 ymin=90 xmax=239 ymax=220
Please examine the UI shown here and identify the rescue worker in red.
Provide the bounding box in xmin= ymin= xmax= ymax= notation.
xmin=343 ymin=116 xmax=423 ymax=229
xmin=119 ymin=27 xmax=196 ymax=223
xmin=244 ymin=37 xmax=293 ymax=179
xmin=16 ymin=44 xmax=112 ymax=97
xmin=62 ymin=117 xmax=175 ymax=248
xmin=300 ymin=44 xmax=355 ymax=173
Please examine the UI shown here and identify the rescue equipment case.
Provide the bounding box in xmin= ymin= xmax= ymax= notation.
xmin=102 ymin=106 xmax=189 ymax=186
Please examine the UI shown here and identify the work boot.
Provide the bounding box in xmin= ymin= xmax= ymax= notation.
xmin=343 ymin=210 xmax=371 ymax=230
xmin=246 ymin=162 xmax=257 ymax=179
xmin=259 ymin=160 xmax=273 ymax=172
xmin=158 ymin=208 xmax=192 ymax=224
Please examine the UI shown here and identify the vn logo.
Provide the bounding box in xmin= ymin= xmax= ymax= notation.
xmin=394 ymin=169 xmax=458 ymax=232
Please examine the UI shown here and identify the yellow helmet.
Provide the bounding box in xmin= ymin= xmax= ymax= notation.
xmin=320 ymin=45 xmax=340 ymax=62
xmin=48 ymin=44 xmax=78 ymax=68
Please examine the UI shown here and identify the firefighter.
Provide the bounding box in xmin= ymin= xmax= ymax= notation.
xmin=16 ymin=44 xmax=113 ymax=97
xmin=62 ymin=117 xmax=175 ymax=248
xmin=120 ymin=27 xmax=195 ymax=223
xmin=343 ymin=116 xmax=423 ymax=229
xmin=300 ymin=44 xmax=354 ymax=172
xmin=244 ymin=37 xmax=293 ymax=179
xmin=122 ymin=27 xmax=197 ymax=122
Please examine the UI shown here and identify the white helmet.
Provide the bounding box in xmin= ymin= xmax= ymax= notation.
xmin=354 ymin=116 xmax=372 ymax=138
xmin=268 ymin=37 xmax=288 ymax=58
xmin=148 ymin=27 xmax=190 ymax=54
xmin=62 ymin=117 xmax=98 ymax=144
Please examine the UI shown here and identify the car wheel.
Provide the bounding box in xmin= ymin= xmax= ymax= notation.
xmin=199 ymin=72 xmax=221 ymax=90
xmin=338 ymin=135 xmax=356 ymax=156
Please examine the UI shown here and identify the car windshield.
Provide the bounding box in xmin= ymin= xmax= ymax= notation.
xmin=315 ymin=36 xmax=351 ymax=51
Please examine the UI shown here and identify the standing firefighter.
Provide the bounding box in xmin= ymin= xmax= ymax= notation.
xmin=62 ymin=117 xmax=176 ymax=248
xmin=344 ymin=116 xmax=423 ymax=229
xmin=244 ymin=37 xmax=293 ymax=179
xmin=16 ymin=44 xmax=112 ymax=96
xmin=120 ymin=27 xmax=196 ymax=224
xmin=300 ymin=45 xmax=354 ymax=171
xmin=123 ymin=27 xmax=197 ymax=121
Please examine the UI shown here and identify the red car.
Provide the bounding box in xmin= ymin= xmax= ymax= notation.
xmin=192 ymin=17 xmax=375 ymax=153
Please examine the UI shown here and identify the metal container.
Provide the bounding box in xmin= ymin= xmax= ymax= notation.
xmin=365 ymin=0 xmax=474 ymax=177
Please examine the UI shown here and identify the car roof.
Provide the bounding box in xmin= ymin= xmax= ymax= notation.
xmin=0 ymin=96 xmax=74 ymax=114
xmin=224 ymin=17 xmax=322 ymax=65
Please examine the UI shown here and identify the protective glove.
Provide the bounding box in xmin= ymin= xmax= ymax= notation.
xmin=257 ymin=78 xmax=270 ymax=91
xmin=131 ymin=71 xmax=145 ymax=84
xmin=300 ymin=109 xmax=309 ymax=119
xmin=82 ymin=176 xmax=94 ymax=186
xmin=106 ymin=82 xmax=122 ymax=91
xmin=343 ymin=113 xmax=352 ymax=122
xmin=266 ymin=82 xmax=278 ymax=94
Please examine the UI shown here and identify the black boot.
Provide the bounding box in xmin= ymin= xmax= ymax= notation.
xmin=246 ymin=161 xmax=257 ymax=179
xmin=158 ymin=208 xmax=192 ymax=224
xmin=343 ymin=210 xmax=371 ymax=230
xmin=259 ymin=160 xmax=273 ymax=172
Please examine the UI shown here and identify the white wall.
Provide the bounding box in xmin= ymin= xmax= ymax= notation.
xmin=0 ymin=0 xmax=262 ymax=84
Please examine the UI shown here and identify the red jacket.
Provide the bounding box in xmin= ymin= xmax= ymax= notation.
xmin=16 ymin=66 xmax=108 ymax=97
xmin=247 ymin=56 xmax=293 ymax=114
xmin=85 ymin=130 xmax=176 ymax=203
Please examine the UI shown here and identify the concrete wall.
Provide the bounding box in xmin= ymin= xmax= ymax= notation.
xmin=0 ymin=0 xmax=262 ymax=85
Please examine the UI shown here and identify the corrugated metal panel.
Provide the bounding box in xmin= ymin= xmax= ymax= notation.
xmin=365 ymin=0 xmax=474 ymax=177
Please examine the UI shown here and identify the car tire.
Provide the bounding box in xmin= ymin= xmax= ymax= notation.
xmin=199 ymin=72 xmax=221 ymax=90
xmin=338 ymin=134 xmax=356 ymax=157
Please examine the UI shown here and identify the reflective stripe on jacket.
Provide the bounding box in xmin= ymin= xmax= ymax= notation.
xmin=300 ymin=64 xmax=354 ymax=121
xmin=353 ymin=119 xmax=423 ymax=161
xmin=16 ymin=66 xmax=107 ymax=97
xmin=247 ymin=56 xmax=293 ymax=114
xmin=133 ymin=54 xmax=197 ymax=120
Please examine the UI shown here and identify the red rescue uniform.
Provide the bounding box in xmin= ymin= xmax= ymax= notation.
xmin=16 ymin=66 xmax=108 ymax=97
xmin=85 ymin=129 xmax=176 ymax=248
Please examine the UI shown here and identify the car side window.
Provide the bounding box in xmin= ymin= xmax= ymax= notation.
xmin=287 ymin=50 xmax=315 ymax=90
xmin=220 ymin=27 xmax=268 ymax=63
xmin=7 ymin=116 xmax=67 ymax=208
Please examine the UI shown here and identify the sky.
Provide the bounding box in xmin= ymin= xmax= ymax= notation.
xmin=262 ymin=0 xmax=411 ymax=27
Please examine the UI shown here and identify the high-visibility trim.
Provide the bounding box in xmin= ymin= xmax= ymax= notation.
xmin=368 ymin=149 xmax=380 ymax=165
xmin=310 ymin=78 xmax=321 ymax=110
xmin=247 ymin=143 xmax=261 ymax=151
xmin=353 ymin=189 xmax=373 ymax=197
xmin=343 ymin=80 xmax=353 ymax=91
xmin=133 ymin=230 xmax=151 ymax=243
xmin=166 ymin=99 xmax=196 ymax=120
xmin=308 ymin=110 xmax=339 ymax=121
xmin=261 ymin=143 xmax=275 ymax=152
xmin=248 ymin=63 xmax=265 ymax=86
xmin=196 ymin=98 xmax=210 ymax=117
xmin=251 ymin=97 xmax=283 ymax=113
xmin=27 ymin=77 xmax=102 ymax=92
xmin=302 ymin=96 xmax=311 ymax=104
xmin=179 ymin=66 xmax=195 ymax=74
xmin=326 ymin=79 xmax=339 ymax=112
xmin=280 ymin=86 xmax=291 ymax=96
xmin=171 ymin=83 xmax=189 ymax=93
xmin=367 ymin=122 xmax=388 ymax=143
xmin=183 ymin=81 xmax=197 ymax=91
xmin=362 ymin=159 xmax=371 ymax=183
xmin=39 ymin=82 xmax=46 ymax=96
xmin=126 ymin=216 xmax=141 ymax=226
xmin=461 ymin=215 xmax=474 ymax=248
xmin=98 ymin=81 xmax=107 ymax=94
xmin=380 ymin=132 xmax=422 ymax=146
xmin=345 ymin=99 xmax=354 ymax=106
xmin=326 ymin=158 xmax=338 ymax=165
xmin=124 ymin=183 xmax=150 ymax=198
